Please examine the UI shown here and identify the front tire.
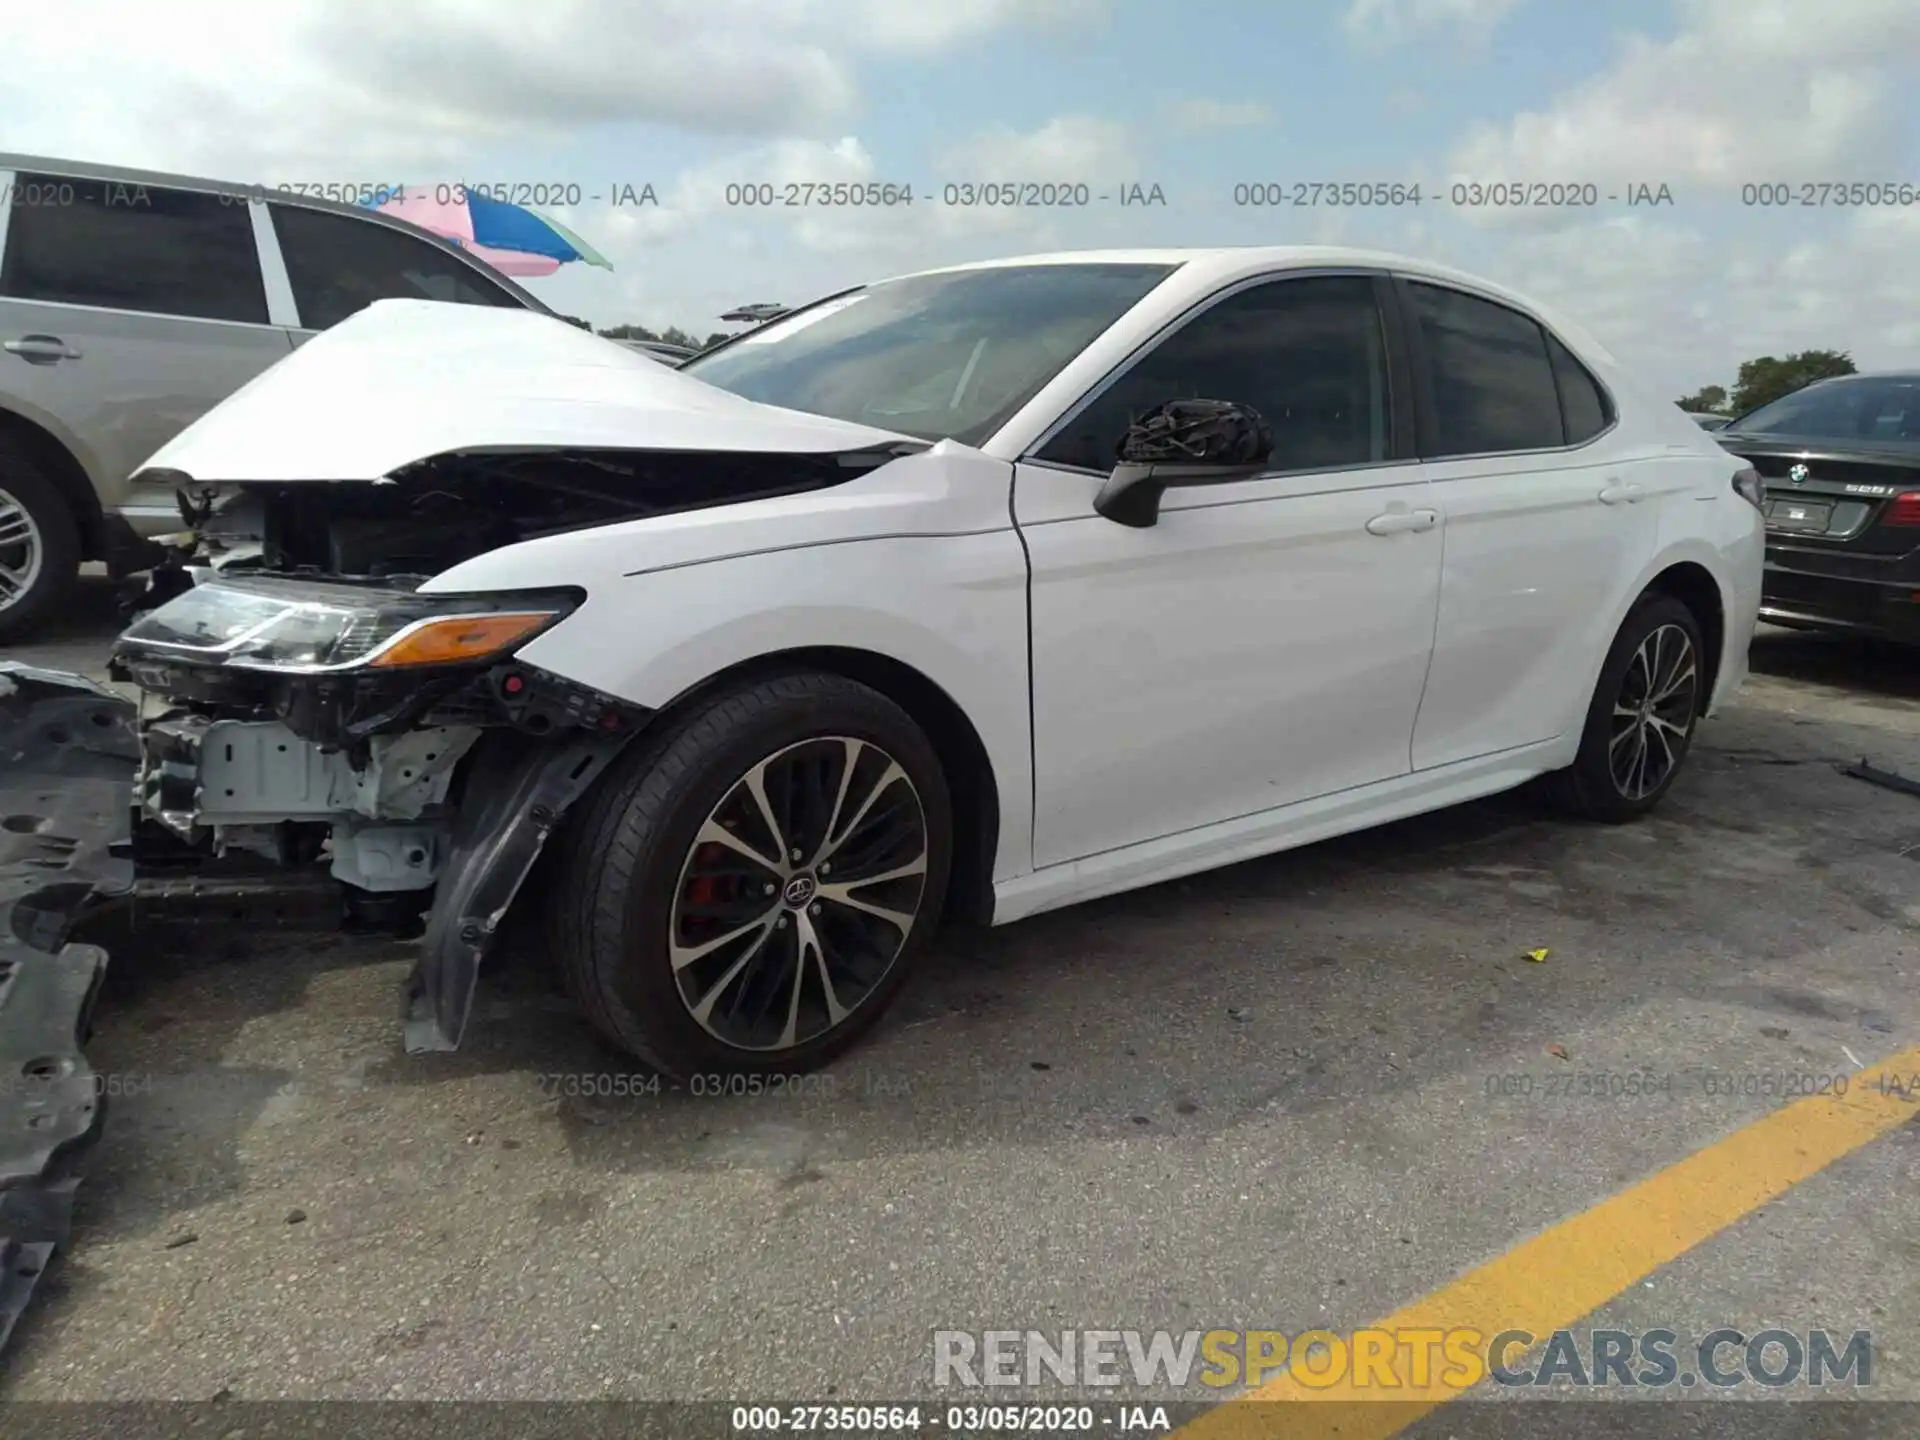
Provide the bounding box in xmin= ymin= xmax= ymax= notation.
xmin=1546 ymin=594 xmax=1706 ymax=823
xmin=548 ymin=671 xmax=952 ymax=1077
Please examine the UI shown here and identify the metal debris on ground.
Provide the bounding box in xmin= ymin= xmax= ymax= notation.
xmin=1840 ymin=759 xmax=1920 ymax=799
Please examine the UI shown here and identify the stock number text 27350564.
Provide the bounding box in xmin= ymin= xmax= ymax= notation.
xmin=1233 ymin=182 xmax=1425 ymax=207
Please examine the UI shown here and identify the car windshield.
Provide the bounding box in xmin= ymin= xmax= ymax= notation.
xmin=679 ymin=263 xmax=1178 ymax=446
xmin=1730 ymin=376 xmax=1920 ymax=442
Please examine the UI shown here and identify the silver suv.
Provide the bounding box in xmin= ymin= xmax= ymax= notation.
xmin=0 ymin=154 xmax=554 ymax=640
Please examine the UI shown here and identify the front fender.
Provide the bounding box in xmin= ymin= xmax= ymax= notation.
xmin=506 ymin=530 xmax=1037 ymax=883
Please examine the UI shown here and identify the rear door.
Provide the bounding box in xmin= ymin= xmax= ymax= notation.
xmin=1398 ymin=278 xmax=1667 ymax=771
xmin=262 ymin=202 xmax=527 ymax=347
xmin=0 ymin=168 xmax=294 ymax=524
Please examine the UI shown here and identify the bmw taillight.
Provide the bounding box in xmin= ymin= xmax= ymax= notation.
xmin=1731 ymin=467 xmax=1765 ymax=511
xmin=1882 ymin=491 xmax=1920 ymax=527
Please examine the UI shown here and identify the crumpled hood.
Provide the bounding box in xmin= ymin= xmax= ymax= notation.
xmin=136 ymin=300 xmax=914 ymax=484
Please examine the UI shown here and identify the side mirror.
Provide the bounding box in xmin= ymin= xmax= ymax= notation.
xmin=1093 ymin=399 xmax=1273 ymax=528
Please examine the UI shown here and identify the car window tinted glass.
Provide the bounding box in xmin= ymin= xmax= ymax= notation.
xmin=1407 ymin=282 xmax=1564 ymax=456
xmin=0 ymin=174 xmax=267 ymax=323
xmin=680 ymin=264 xmax=1177 ymax=447
xmin=1036 ymin=275 xmax=1391 ymax=473
xmin=269 ymin=204 xmax=521 ymax=330
xmin=1546 ymin=332 xmax=1611 ymax=443
xmin=1731 ymin=376 xmax=1920 ymax=441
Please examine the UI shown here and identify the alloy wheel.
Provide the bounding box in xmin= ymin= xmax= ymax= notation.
xmin=668 ymin=735 xmax=930 ymax=1052
xmin=0 ymin=486 xmax=43 ymax=612
xmin=1608 ymin=622 xmax=1697 ymax=800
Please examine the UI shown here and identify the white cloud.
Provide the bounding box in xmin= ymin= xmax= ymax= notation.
xmin=1343 ymin=0 xmax=1527 ymax=46
xmin=1446 ymin=0 xmax=1920 ymax=193
xmin=1163 ymin=98 xmax=1272 ymax=133
xmin=936 ymin=115 xmax=1140 ymax=184
xmin=540 ymin=115 xmax=1146 ymax=330
xmin=1393 ymin=206 xmax=1920 ymax=400
xmin=0 ymin=0 xmax=1111 ymax=179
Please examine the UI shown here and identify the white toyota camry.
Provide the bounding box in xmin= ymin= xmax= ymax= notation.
xmin=96 ymin=247 xmax=1764 ymax=1075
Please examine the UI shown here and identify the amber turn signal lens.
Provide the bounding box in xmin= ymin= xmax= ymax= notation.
xmin=366 ymin=611 xmax=558 ymax=668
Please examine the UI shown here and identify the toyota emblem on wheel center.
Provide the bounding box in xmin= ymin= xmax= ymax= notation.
xmin=783 ymin=874 xmax=818 ymax=907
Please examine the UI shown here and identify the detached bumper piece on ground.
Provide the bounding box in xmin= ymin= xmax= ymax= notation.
xmin=0 ymin=645 xmax=646 ymax=1352
xmin=0 ymin=665 xmax=133 ymax=1354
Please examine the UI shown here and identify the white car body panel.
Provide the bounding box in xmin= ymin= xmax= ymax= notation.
xmin=1016 ymin=457 xmax=1443 ymax=867
xmin=138 ymin=299 xmax=912 ymax=484
xmin=423 ymin=447 xmax=1038 ymax=881
xmin=129 ymin=246 xmax=1764 ymax=927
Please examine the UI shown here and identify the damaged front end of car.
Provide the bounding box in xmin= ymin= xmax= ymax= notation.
xmin=0 ymin=295 xmax=940 ymax=1351
xmin=110 ymin=562 xmax=649 ymax=1054
xmin=77 ymin=414 xmax=905 ymax=1039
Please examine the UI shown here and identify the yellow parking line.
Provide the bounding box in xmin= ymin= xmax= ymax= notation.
xmin=1178 ymin=1043 xmax=1920 ymax=1440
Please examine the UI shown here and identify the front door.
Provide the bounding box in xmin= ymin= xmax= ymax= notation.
xmin=1016 ymin=273 xmax=1444 ymax=868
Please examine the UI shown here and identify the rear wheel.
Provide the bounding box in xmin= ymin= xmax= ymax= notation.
xmin=0 ymin=440 xmax=81 ymax=644
xmin=549 ymin=671 xmax=952 ymax=1077
xmin=1546 ymin=594 xmax=1706 ymax=822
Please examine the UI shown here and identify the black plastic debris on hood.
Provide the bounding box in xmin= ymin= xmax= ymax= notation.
xmin=0 ymin=663 xmax=138 ymax=1355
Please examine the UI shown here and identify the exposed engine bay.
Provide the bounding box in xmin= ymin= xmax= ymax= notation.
xmin=96 ymin=443 xmax=892 ymax=1052
xmin=151 ymin=443 xmax=861 ymax=592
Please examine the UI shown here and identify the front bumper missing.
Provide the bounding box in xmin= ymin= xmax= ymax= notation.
xmin=0 ymin=661 xmax=637 ymax=1350
xmin=0 ymin=664 xmax=136 ymax=1355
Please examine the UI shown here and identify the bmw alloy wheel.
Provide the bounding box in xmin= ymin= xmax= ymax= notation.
xmin=668 ymin=735 xmax=930 ymax=1051
xmin=1608 ymin=622 xmax=1697 ymax=800
xmin=0 ymin=486 xmax=43 ymax=615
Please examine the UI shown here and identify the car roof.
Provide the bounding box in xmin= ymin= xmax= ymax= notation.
xmin=0 ymin=151 xmax=554 ymax=316
xmin=878 ymin=246 xmax=1620 ymax=367
xmin=1802 ymin=370 xmax=1920 ymax=383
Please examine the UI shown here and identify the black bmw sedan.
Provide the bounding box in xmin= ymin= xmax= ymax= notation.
xmin=1717 ymin=372 xmax=1920 ymax=643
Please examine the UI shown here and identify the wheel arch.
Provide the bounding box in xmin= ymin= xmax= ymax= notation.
xmin=640 ymin=645 xmax=1002 ymax=927
xmin=0 ymin=404 xmax=105 ymax=558
xmin=1637 ymin=559 xmax=1727 ymax=709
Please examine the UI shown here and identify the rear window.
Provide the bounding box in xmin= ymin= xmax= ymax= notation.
xmin=1730 ymin=376 xmax=1920 ymax=442
xmin=0 ymin=173 xmax=267 ymax=324
xmin=1546 ymin=333 xmax=1613 ymax=443
xmin=1405 ymin=282 xmax=1565 ymax=457
xmin=269 ymin=204 xmax=522 ymax=330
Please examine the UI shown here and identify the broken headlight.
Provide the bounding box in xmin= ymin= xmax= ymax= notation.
xmin=114 ymin=575 xmax=579 ymax=673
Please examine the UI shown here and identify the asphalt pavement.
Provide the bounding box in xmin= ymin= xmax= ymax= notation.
xmin=2 ymin=580 xmax=1916 ymax=1434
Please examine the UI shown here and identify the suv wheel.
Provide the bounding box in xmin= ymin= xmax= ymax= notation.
xmin=549 ymin=671 xmax=953 ymax=1077
xmin=0 ymin=439 xmax=81 ymax=644
xmin=1547 ymin=593 xmax=1706 ymax=822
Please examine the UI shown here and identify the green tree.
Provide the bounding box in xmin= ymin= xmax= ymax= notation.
xmin=1729 ymin=350 xmax=1857 ymax=415
xmin=703 ymin=331 xmax=734 ymax=350
xmin=657 ymin=326 xmax=700 ymax=350
xmin=1676 ymin=384 xmax=1727 ymax=414
xmin=597 ymin=322 xmax=660 ymax=341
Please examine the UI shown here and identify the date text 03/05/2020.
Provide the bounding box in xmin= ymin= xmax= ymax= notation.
xmin=719 ymin=182 xmax=1168 ymax=208
xmin=729 ymin=1405 xmax=1174 ymax=1434
xmin=1479 ymin=1068 xmax=1869 ymax=1101
xmin=1228 ymin=180 xmax=1677 ymax=208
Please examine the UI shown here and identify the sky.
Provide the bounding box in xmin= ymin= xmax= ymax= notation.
xmin=3 ymin=0 xmax=1917 ymax=399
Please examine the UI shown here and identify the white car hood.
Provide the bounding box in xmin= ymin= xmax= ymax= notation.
xmin=138 ymin=300 xmax=913 ymax=484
